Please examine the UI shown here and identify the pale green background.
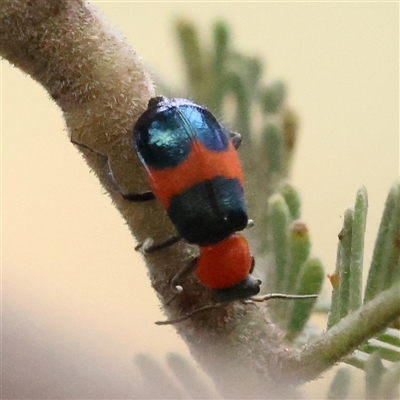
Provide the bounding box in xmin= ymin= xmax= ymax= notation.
xmin=2 ymin=2 xmax=398 ymax=398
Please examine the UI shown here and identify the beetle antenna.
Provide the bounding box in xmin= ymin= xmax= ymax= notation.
xmin=250 ymin=293 xmax=318 ymax=302
xmin=134 ymin=237 xmax=153 ymax=252
xmin=155 ymin=294 xmax=318 ymax=325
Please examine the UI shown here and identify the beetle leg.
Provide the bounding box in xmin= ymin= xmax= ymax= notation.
xmin=163 ymin=258 xmax=198 ymax=305
xmin=229 ymin=131 xmax=242 ymax=149
xmin=71 ymin=136 xmax=156 ymax=202
xmin=170 ymin=258 xmax=198 ymax=292
xmin=155 ymin=302 xmax=228 ymax=325
xmin=122 ymin=191 xmax=156 ymax=202
xmin=135 ymin=235 xmax=182 ymax=253
xmin=71 ymin=136 xmax=126 ymax=192
xmin=71 ymin=138 xmax=101 ymax=153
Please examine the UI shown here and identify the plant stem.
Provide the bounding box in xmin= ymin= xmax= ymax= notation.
xmin=284 ymin=282 xmax=400 ymax=383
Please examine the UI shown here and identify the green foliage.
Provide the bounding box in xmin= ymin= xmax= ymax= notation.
xmin=364 ymin=181 xmax=400 ymax=303
xmin=150 ymin=19 xmax=400 ymax=399
xmin=280 ymin=182 xmax=301 ymax=220
xmin=286 ymin=257 xmax=324 ymax=339
xmin=260 ymin=81 xmax=287 ymax=114
xmin=265 ymin=193 xmax=291 ymax=292
xmin=327 ymin=182 xmax=400 ymax=326
xmin=326 ymin=181 xmax=400 ymax=397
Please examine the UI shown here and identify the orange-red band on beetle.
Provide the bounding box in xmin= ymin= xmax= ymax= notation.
xmin=146 ymin=140 xmax=243 ymax=209
xmin=196 ymin=234 xmax=251 ymax=289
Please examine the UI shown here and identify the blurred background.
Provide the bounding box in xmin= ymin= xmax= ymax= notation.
xmin=2 ymin=2 xmax=398 ymax=398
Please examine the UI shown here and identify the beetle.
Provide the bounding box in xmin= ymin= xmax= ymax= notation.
xmin=125 ymin=96 xmax=248 ymax=249
xmin=125 ymin=97 xmax=318 ymax=324
xmin=127 ymin=97 xmax=260 ymax=302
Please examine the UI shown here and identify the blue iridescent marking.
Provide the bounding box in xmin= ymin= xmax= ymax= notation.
xmin=176 ymin=104 xmax=229 ymax=152
xmin=135 ymin=107 xmax=192 ymax=169
xmin=134 ymin=97 xmax=230 ymax=170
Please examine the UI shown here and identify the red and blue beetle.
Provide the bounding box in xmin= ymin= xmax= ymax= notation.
xmin=128 ymin=97 xmax=317 ymax=314
xmin=126 ymin=96 xmax=260 ymax=303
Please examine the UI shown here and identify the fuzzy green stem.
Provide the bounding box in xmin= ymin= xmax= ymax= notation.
xmin=211 ymin=21 xmax=229 ymax=114
xmin=364 ymin=180 xmax=400 ymax=303
xmin=349 ymin=186 xmax=368 ymax=311
xmin=267 ymin=194 xmax=290 ymax=292
xmin=285 ymin=282 xmax=400 ymax=383
xmin=225 ymin=71 xmax=250 ymax=136
xmin=360 ymin=341 xmax=400 ymax=362
xmin=376 ymin=328 xmax=400 ymax=347
xmin=327 ymin=251 xmax=343 ymax=328
xmin=327 ymin=207 xmax=354 ymax=329
xmin=279 ymin=182 xmax=301 ymax=220
xmin=339 ymin=208 xmax=354 ymax=317
xmin=286 ymin=257 xmax=324 ymax=338
xmin=176 ymin=19 xmax=206 ymax=103
xmin=282 ymin=108 xmax=299 ymax=172
xmin=343 ymin=350 xmax=369 ymax=370
xmin=263 ymin=123 xmax=283 ymax=175
xmin=285 ymin=221 xmax=310 ymax=294
xmin=260 ymin=80 xmax=286 ymax=114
